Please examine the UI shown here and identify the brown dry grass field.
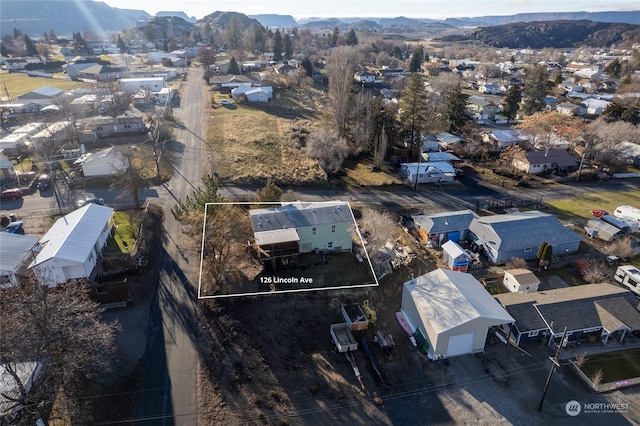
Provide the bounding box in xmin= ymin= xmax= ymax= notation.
xmin=205 ymin=83 xmax=401 ymax=187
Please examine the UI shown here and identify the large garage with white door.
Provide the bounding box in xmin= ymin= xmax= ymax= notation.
xmin=401 ymin=269 xmax=514 ymax=359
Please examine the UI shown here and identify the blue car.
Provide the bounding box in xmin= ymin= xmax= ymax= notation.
xmin=4 ymin=221 xmax=25 ymax=234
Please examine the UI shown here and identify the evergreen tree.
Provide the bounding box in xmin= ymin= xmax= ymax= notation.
xmin=345 ymin=29 xmax=358 ymax=46
xmin=329 ymin=27 xmax=339 ymax=47
xmin=272 ymin=30 xmax=283 ymax=61
xmin=400 ymin=73 xmax=429 ymax=158
xmin=604 ymin=58 xmax=622 ymax=78
xmin=301 ymin=58 xmax=313 ymax=77
xmin=409 ymin=45 xmax=424 ymax=73
xmin=117 ymin=34 xmax=127 ymax=53
xmin=521 ymin=64 xmax=549 ymax=116
xmin=283 ymin=31 xmax=293 ymax=60
xmin=23 ymin=34 xmax=37 ymax=56
xmin=0 ymin=42 xmax=8 ymax=57
xmin=536 ymin=242 xmax=548 ymax=260
xmin=503 ymin=84 xmax=522 ymax=122
xmin=392 ymin=46 xmax=403 ymax=59
xmin=13 ymin=28 xmax=22 ymax=39
xmin=441 ymin=84 xmax=471 ymax=134
xmin=48 ymin=29 xmax=58 ymax=42
xmin=228 ymin=56 xmax=240 ymax=75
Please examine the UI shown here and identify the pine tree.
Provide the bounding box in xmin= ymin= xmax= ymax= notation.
xmin=329 ymin=27 xmax=340 ymax=47
xmin=441 ymin=84 xmax=471 ymax=134
xmin=117 ymin=34 xmax=127 ymax=53
xmin=400 ymin=73 xmax=429 ymax=157
xmin=283 ymin=31 xmax=293 ymax=60
xmin=346 ymin=29 xmax=358 ymax=46
xmin=503 ymin=84 xmax=522 ymax=122
xmin=272 ymin=30 xmax=283 ymax=61
xmin=409 ymin=45 xmax=424 ymax=73
xmin=23 ymin=34 xmax=37 ymax=56
xmin=521 ymin=64 xmax=549 ymax=116
xmin=228 ymin=57 xmax=240 ymax=75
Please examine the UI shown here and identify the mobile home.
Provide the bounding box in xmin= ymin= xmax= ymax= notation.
xmin=614 ymin=265 xmax=640 ymax=296
xmin=614 ymin=206 xmax=640 ymax=224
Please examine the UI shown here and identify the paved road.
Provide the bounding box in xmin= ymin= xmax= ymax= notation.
xmin=134 ymin=68 xmax=204 ymax=425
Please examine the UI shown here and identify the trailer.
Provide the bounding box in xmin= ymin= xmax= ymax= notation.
xmin=341 ymin=303 xmax=369 ymax=331
xmin=614 ymin=265 xmax=640 ymax=296
xmin=614 ymin=205 xmax=640 ymax=224
xmin=330 ymin=323 xmax=358 ymax=353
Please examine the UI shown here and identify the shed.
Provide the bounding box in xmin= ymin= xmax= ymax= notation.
xmin=503 ymin=269 xmax=540 ymax=293
xmin=401 ymin=269 xmax=514 ymax=359
xmin=441 ymin=240 xmax=471 ymax=271
xmin=584 ymin=219 xmax=624 ymax=242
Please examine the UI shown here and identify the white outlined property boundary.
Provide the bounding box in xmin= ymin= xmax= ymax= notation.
xmin=197 ymin=201 xmax=379 ymax=299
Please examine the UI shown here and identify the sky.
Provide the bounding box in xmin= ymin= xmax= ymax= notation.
xmin=100 ymin=0 xmax=639 ymax=20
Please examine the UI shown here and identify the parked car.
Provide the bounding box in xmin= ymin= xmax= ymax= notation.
xmin=3 ymin=221 xmax=24 ymax=234
xmin=77 ymin=197 xmax=105 ymax=207
xmin=220 ymin=99 xmax=233 ymax=105
xmin=591 ymin=209 xmax=609 ymax=218
xmin=37 ymin=174 xmax=51 ymax=190
xmin=1 ymin=188 xmax=22 ymax=200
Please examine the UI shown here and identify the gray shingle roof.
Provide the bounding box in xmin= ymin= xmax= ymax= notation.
xmin=469 ymin=212 xmax=582 ymax=252
xmin=412 ymin=210 xmax=478 ymax=235
xmin=250 ymin=202 xmax=352 ymax=233
xmin=0 ymin=233 xmax=39 ymax=273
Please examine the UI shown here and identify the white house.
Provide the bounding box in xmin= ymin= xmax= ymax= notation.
xmin=231 ymin=86 xmax=273 ymax=102
xmin=354 ymin=71 xmax=376 ymax=83
xmin=482 ymin=130 xmax=530 ymax=152
xmin=479 ymin=82 xmax=500 ymax=94
xmin=400 ymin=162 xmax=455 ymax=185
xmin=400 ymin=269 xmax=514 ymax=359
xmin=157 ymin=87 xmax=173 ymax=105
xmin=28 ymin=121 xmax=73 ymax=149
xmin=502 ymin=268 xmax=540 ymax=293
xmin=29 ymin=204 xmax=114 ymax=287
xmin=119 ymin=77 xmax=165 ymax=93
xmin=78 ymin=147 xmax=127 ymax=177
xmin=250 ymin=201 xmax=354 ymax=255
xmin=581 ymin=98 xmax=611 ymax=116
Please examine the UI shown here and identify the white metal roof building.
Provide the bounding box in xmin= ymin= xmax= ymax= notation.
xmin=29 ymin=204 xmax=114 ymax=286
xmin=401 ymin=269 xmax=514 ymax=359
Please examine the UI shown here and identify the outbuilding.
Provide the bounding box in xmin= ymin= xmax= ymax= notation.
xmin=441 ymin=240 xmax=471 ymax=271
xmin=503 ymin=268 xmax=540 ymax=293
xmin=401 ymin=269 xmax=514 ymax=359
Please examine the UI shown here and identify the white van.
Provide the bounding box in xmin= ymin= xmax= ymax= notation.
xmin=614 ymin=265 xmax=640 ymax=296
xmin=614 ymin=205 xmax=640 ymax=223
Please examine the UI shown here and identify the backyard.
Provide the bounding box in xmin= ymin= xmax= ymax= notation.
xmin=0 ymin=71 xmax=91 ymax=99
xmin=577 ymin=349 xmax=640 ymax=384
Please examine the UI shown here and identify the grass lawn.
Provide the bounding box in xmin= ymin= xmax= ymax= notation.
xmin=0 ymin=71 xmax=91 ymax=99
xmin=578 ymin=349 xmax=640 ymax=384
xmin=105 ymin=212 xmax=138 ymax=255
xmin=342 ymin=162 xmax=402 ymax=187
xmin=544 ymin=190 xmax=640 ymax=222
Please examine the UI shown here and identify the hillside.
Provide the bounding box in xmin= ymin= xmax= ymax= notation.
xmin=437 ymin=20 xmax=640 ymax=49
xmin=0 ymin=0 xmax=149 ymax=37
xmin=197 ymin=11 xmax=263 ymax=31
xmin=249 ymin=14 xmax=298 ymax=28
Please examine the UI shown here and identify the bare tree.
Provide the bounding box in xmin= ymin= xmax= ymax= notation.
xmin=581 ymin=259 xmax=612 ymax=284
xmin=111 ymin=147 xmax=145 ymax=209
xmin=327 ymin=46 xmax=358 ymax=137
xmin=0 ymin=276 xmax=119 ymax=423
xmin=305 ymin=126 xmax=350 ymax=174
xmin=357 ymin=208 xmax=397 ymax=256
xmin=605 ymin=237 xmax=635 ymax=260
xmin=101 ymin=80 xmax=132 ymax=118
xmin=199 ymin=205 xmax=260 ymax=294
xmin=589 ymin=118 xmax=640 ymax=167
xmin=591 ymin=369 xmax=604 ymax=387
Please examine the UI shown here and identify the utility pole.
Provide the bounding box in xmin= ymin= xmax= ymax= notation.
xmin=576 ymin=143 xmax=589 ymax=182
xmin=538 ymin=326 xmax=568 ymax=412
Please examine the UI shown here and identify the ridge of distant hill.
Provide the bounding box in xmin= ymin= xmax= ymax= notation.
xmin=156 ymin=11 xmax=197 ymax=23
xmin=249 ymin=14 xmax=298 ymax=28
xmin=445 ymin=11 xmax=640 ymax=27
xmin=437 ymin=20 xmax=640 ymax=49
xmin=0 ymin=0 xmax=150 ymax=37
